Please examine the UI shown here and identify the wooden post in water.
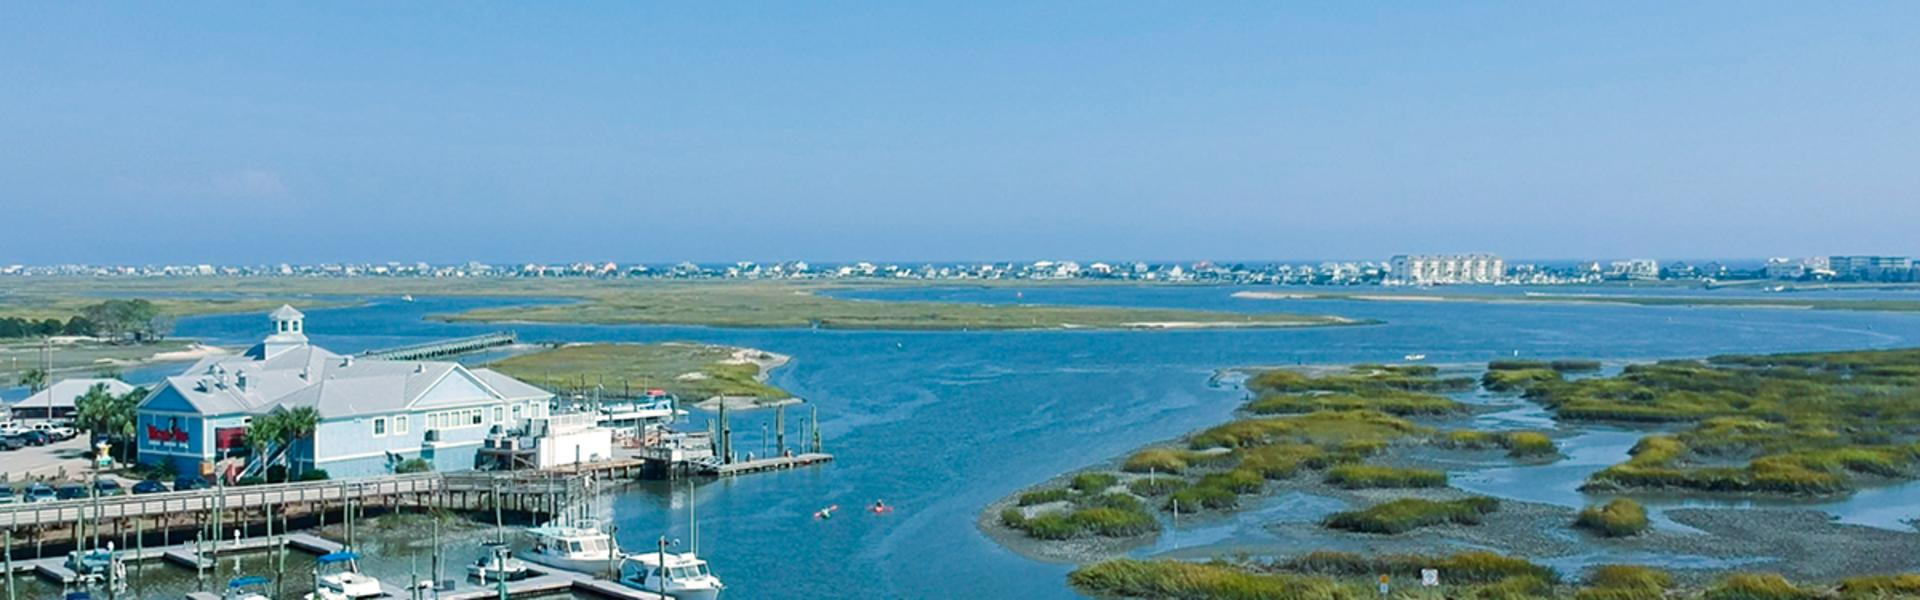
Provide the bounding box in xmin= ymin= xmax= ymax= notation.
xmin=776 ymin=404 xmax=786 ymax=454
xmin=718 ymin=400 xmax=731 ymax=464
xmin=812 ymin=405 xmax=822 ymax=453
xmin=5 ymin=529 xmax=16 ymax=600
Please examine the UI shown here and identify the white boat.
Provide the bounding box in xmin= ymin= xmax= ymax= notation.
xmin=66 ymin=546 xmax=126 ymax=584
xmin=598 ymin=391 xmax=685 ymax=426
xmin=467 ymin=543 xmax=535 ymax=582
xmin=225 ymin=576 xmax=272 ymax=600
xmin=401 ymin=294 xmax=415 ymax=302
xmin=518 ymin=520 xmax=619 ymax=573
xmin=1403 ymin=354 xmax=1427 ymax=361
xmin=619 ymin=545 xmax=724 ymax=600
xmin=306 ymin=551 xmax=383 ymax=599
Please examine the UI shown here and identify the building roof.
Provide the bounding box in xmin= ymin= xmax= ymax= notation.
xmin=141 ymin=307 xmax=552 ymax=420
xmin=13 ymin=378 xmax=136 ymax=411
xmin=269 ymin=304 xmax=304 ymax=321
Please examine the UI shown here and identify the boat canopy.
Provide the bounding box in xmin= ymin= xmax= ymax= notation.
xmin=317 ymin=551 xmax=361 ymax=564
xmin=229 ymin=576 xmax=271 ymax=588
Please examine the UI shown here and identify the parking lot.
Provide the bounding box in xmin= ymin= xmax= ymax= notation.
xmin=0 ymin=435 xmax=104 ymax=481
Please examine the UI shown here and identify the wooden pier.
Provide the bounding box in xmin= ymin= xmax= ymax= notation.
xmin=708 ymin=452 xmax=834 ymax=477
xmin=359 ymin=330 xmax=518 ymax=361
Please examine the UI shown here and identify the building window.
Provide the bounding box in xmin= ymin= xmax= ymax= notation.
xmin=512 ymin=405 xmax=523 ymax=420
xmin=395 ymin=415 xmax=408 ymax=435
xmin=469 ymin=410 xmax=482 ymax=426
xmin=373 ymin=418 xmax=387 ymax=436
xmin=493 ymin=407 xmax=504 ymax=423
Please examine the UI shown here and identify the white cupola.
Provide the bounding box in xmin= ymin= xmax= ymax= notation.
xmin=262 ymin=304 xmax=309 ymax=359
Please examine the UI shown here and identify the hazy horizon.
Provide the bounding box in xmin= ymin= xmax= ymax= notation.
xmin=4 ymin=3 xmax=1916 ymax=264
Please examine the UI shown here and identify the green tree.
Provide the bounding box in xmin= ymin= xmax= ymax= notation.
xmin=244 ymin=412 xmax=286 ymax=475
xmin=18 ymin=368 xmax=48 ymax=393
xmin=74 ymin=384 xmax=143 ymax=460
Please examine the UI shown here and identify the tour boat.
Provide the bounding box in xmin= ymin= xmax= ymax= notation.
xmin=598 ymin=390 xmax=684 ymax=426
xmin=619 ymin=546 xmax=724 ymax=600
xmin=518 ymin=520 xmax=619 ymax=573
xmin=467 ymin=543 xmax=535 ymax=582
xmin=225 ymin=576 xmax=272 ymax=600
xmin=306 ymin=551 xmax=383 ymax=599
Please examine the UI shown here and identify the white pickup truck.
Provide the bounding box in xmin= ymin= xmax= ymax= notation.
xmin=0 ymin=421 xmax=26 ymax=437
xmin=30 ymin=422 xmax=78 ymax=441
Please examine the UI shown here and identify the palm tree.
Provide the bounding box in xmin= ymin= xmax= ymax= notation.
xmin=73 ymin=384 xmax=142 ymax=460
xmin=277 ymin=406 xmax=320 ymax=479
xmin=244 ymin=412 xmax=286 ymax=478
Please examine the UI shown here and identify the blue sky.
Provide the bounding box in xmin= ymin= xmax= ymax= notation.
xmin=3 ymin=3 xmax=1916 ymax=264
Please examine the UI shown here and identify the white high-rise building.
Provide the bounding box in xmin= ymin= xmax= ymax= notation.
xmin=1388 ymin=254 xmax=1505 ymax=285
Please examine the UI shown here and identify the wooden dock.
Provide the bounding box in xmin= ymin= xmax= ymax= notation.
xmin=709 ymin=452 xmax=834 ymax=477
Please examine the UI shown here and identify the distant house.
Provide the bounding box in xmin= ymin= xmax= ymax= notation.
xmin=135 ymin=305 xmax=553 ymax=479
xmin=10 ymin=378 xmax=136 ymax=421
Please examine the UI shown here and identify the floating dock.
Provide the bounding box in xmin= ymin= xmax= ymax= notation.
xmin=708 ymin=452 xmax=834 ymax=477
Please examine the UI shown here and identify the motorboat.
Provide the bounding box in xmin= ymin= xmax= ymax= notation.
xmin=518 ymin=520 xmax=618 ymax=573
xmin=467 ymin=543 xmax=534 ymax=582
xmin=598 ymin=390 xmax=685 ymax=426
xmin=224 ymin=576 xmax=272 ymax=600
xmin=401 ymin=294 xmax=415 ymax=302
xmin=1403 ymin=354 xmax=1427 ymax=361
xmin=306 ymin=551 xmax=383 ymax=599
xmin=619 ymin=544 xmax=723 ymax=600
xmin=65 ymin=546 xmax=126 ymax=584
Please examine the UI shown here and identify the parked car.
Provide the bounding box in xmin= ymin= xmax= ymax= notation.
xmin=0 ymin=487 xmax=16 ymax=504
xmin=24 ymin=483 xmax=58 ymax=503
xmin=32 ymin=422 xmax=77 ymax=441
xmin=131 ymin=479 xmax=169 ymax=495
xmin=17 ymin=431 xmax=52 ymax=446
xmin=0 ymin=422 xmax=27 ymax=436
xmin=92 ymin=479 xmax=124 ymax=497
xmin=174 ymin=476 xmax=213 ymax=491
xmin=55 ymin=484 xmax=88 ymax=500
xmin=0 ymin=435 xmax=24 ymax=451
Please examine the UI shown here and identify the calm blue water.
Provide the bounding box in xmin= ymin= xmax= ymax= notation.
xmin=36 ymin=286 xmax=1920 ymax=598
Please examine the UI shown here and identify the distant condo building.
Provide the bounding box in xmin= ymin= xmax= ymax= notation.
xmin=1829 ymin=255 xmax=1912 ymax=281
xmin=1388 ymin=254 xmax=1505 ymax=285
xmin=1608 ymin=259 xmax=1661 ymax=281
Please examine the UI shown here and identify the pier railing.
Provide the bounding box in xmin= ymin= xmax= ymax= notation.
xmin=0 ymin=470 xmax=585 ymax=529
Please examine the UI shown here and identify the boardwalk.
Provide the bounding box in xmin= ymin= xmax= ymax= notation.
xmin=709 ymin=452 xmax=834 ymax=477
xmin=359 ymin=331 xmax=517 ymax=361
xmin=0 ymin=471 xmax=582 ymax=530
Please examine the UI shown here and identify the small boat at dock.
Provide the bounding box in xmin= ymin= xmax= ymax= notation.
xmin=518 ymin=520 xmax=619 ymax=573
xmin=306 ymin=551 xmax=383 ymax=599
xmin=65 ymin=546 xmax=126 ymax=584
xmin=619 ymin=540 xmax=724 ymax=600
xmin=467 ymin=543 xmax=535 ymax=582
xmin=224 ymin=576 xmax=272 ymax=600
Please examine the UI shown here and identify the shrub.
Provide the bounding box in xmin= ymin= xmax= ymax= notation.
xmin=264 ymin=465 xmax=289 ymax=483
xmin=1483 ymin=368 xmax=1563 ymax=392
xmin=298 ymin=468 xmax=330 ymax=481
xmin=1703 ymin=573 xmax=1817 ymax=600
xmin=1072 ymin=507 xmax=1156 ymax=537
xmin=1198 ymin=469 xmax=1264 ymax=494
xmin=1070 ymin=472 xmax=1118 ymax=493
xmin=1503 ymin=432 xmax=1557 ymax=458
xmin=1280 ymin=550 xmax=1554 ymax=585
xmin=1069 ymin=559 xmax=1366 ymax=600
xmin=1576 ymin=565 xmax=1672 ymax=600
xmin=1019 ymin=512 xmax=1080 ymax=540
xmin=1126 ymin=476 xmax=1185 ymax=497
xmin=1167 ymin=486 xmax=1238 ymax=512
xmin=1838 ymin=574 xmax=1920 ymax=599
xmin=1575 ymin=498 xmax=1649 ymax=537
xmin=998 ymin=508 xmax=1026 ymax=529
xmin=1236 ymin=444 xmax=1324 ymax=479
xmin=1324 ymin=464 xmax=1446 ymax=489
xmin=1122 ymin=448 xmax=1189 ymax=474
xmin=1017 ymin=488 xmax=1072 ymax=506
xmin=1323 ymin=497 xmax=1499 ymax=534
xmin=234 ymin=476 xmax=265 ymax=487
xmin=1079 ymin=491 xmax=1144 ymax=512
xmin=1551 ymin=359 xmax=1603 ymax=372
xmin=393 ymin=458 xmax=433 ymax=474
xmin=1245 ymin=391 xmax=1460 ymax=416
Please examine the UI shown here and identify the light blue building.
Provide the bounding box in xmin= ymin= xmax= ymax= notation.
xmin=136 ymin=305 xmax=553 ymax=479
